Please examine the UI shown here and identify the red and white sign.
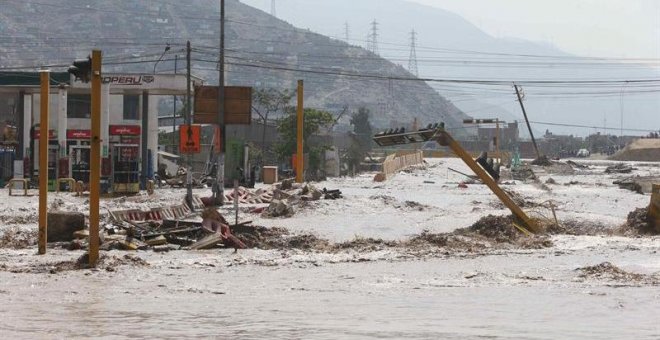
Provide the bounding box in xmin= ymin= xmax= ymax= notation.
xmin=67 ymin=129 xmax=92 ymax=139
xmin=32 ymin=129 xmax=56 ymax=140
xmin=109 ymin=125 xmax=141 ymax=136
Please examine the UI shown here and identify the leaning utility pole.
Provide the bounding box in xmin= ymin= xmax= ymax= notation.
xmin=514 ymin=84 xmax=541 ymax=160
xmin=214 ymin=0 xmax=226 ymax=205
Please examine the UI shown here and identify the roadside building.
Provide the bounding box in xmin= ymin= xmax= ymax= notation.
xmin=0 ymin=72 xmax=197 ymax=192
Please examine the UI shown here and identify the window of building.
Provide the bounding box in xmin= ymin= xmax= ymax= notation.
xmin=67 ymin=94 xmax=91 ymax=118
xmin=123 ymin=95 xmax=140 ymax=120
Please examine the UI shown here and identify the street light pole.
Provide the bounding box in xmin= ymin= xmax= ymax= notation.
xmin=153 ymin=44 xmax=171 ymax=74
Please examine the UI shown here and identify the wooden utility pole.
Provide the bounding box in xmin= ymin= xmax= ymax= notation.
xmin=38 ymin=70 xmax=49 ymax=255
xmin=89 ymin=49 xmax=102 ymax=266
xmin=296 ymin=80 xmax=304 ymax=183
xmin=215 ymin=0 xmax=226 ymax=205
xmin=514 ymin=84 xmax=541 ymax=159
xmin=185 ymin=41 xmax=193 ymax=207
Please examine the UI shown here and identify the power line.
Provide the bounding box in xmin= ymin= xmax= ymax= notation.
xmin=529 ymin=120 xmax=656 ymax=133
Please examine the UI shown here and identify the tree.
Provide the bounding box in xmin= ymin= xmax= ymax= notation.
xmin=347 ymin=107 xmax=373 ymax=173
xmin=275 ymin=108 xmax=334 ymax=177
xmin=252 ymin=88 xmax=293 ymax=162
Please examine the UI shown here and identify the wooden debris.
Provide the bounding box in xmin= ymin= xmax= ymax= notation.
xmin=190 ymin=233 xmax=224 ymax=250
xmin=146 ymin=235 xmax=168 ymax=246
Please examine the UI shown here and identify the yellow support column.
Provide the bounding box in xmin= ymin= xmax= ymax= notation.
xmin=38 ymin=70 xmax=50 ymax=255
xmin=649 ymin=184 xmax=660 ymax=233
xmin=89 ymin=50 xmax=102 ymax=266
xmin=296 ymin=80 xmax=304 ymax=183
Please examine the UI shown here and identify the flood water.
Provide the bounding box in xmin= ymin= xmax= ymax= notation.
xmin=1 ymin=235 xmax=658 ymax=339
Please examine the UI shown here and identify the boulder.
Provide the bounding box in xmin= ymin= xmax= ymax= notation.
xmin=47 ymin=212 xmax=85 ymax=242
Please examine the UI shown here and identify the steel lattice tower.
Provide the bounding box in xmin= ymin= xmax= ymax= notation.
xmin=367 ymin=20 xmax=379 ymax=55
xmin=344 ymin=21 xmax=350 ymax=43
xmin=270 ymin=0 xmax=276 ymax=17
xmin=408 ymin=29 xmax=419 ymax=77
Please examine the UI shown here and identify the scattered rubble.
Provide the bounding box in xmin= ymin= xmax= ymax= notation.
xmin=605 ymin=164 xmax=635 ymax=174
xmin=0 ymin=227 xmax=37 ymax=249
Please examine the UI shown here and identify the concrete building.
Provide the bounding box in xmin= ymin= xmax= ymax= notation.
xmin=0 ymin=72 xmax=198 ymax=192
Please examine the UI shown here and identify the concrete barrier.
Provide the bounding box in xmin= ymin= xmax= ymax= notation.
xmin=379 ymin=150 xmax=424 ymax=179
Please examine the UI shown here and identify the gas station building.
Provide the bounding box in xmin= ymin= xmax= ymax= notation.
xmin=0 ymin=72 xmax=197 ymax=192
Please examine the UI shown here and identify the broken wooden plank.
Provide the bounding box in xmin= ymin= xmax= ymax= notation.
xmin=190 ymin=233 xmax=224 ymax=250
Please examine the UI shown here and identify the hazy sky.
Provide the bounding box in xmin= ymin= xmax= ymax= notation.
xmin=407 ymin=0 xmax=660 ymax=59
xmin=249 ymin=0 xmax=660 ymax=59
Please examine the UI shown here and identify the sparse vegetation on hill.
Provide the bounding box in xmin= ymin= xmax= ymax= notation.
xmin=0 ymin=0 xmax=468 ymax=130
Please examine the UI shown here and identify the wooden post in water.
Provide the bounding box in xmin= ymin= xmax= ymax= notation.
xmin=38 ymin=70 xmax=50 ymax=255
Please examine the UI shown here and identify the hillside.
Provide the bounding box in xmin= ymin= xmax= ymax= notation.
xmin=610 ymin=139 xmax=660 ymax=162
xmin=0 ymin=0 xmax=470 ymax=131
xmin=243 ymin=0 xmax=660 ymax=136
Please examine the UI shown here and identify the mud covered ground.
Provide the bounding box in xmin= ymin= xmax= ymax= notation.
xmin=0 ymin=158 xmax=658 ymax=339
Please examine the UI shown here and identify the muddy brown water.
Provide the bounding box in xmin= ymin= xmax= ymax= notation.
xmin=0 ymin=238 xmax=658 ymax=339
xmin=0 ymin=215 xmax=658 ymax=339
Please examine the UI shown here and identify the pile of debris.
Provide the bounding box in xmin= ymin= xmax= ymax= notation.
xmin=531 ymin=155 xmax=553 ymax=166
xmin=575 ymin=262 xmax=656 ymax=284
xmin=260 ymin=180 xmax=343 ymax=218
xmin=620 ymin=207 xmax=658 ymax=235
xmin=406 ymin=214 xmax=554 ymax=252
xmin=511 ymin=165 xmax=536 ymax=181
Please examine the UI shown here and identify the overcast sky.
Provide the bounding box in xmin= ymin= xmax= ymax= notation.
xmin=406 ymin=0 xmax=660 ymax=59
xmin=249 ymin=0 xmax=660 ymax=60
